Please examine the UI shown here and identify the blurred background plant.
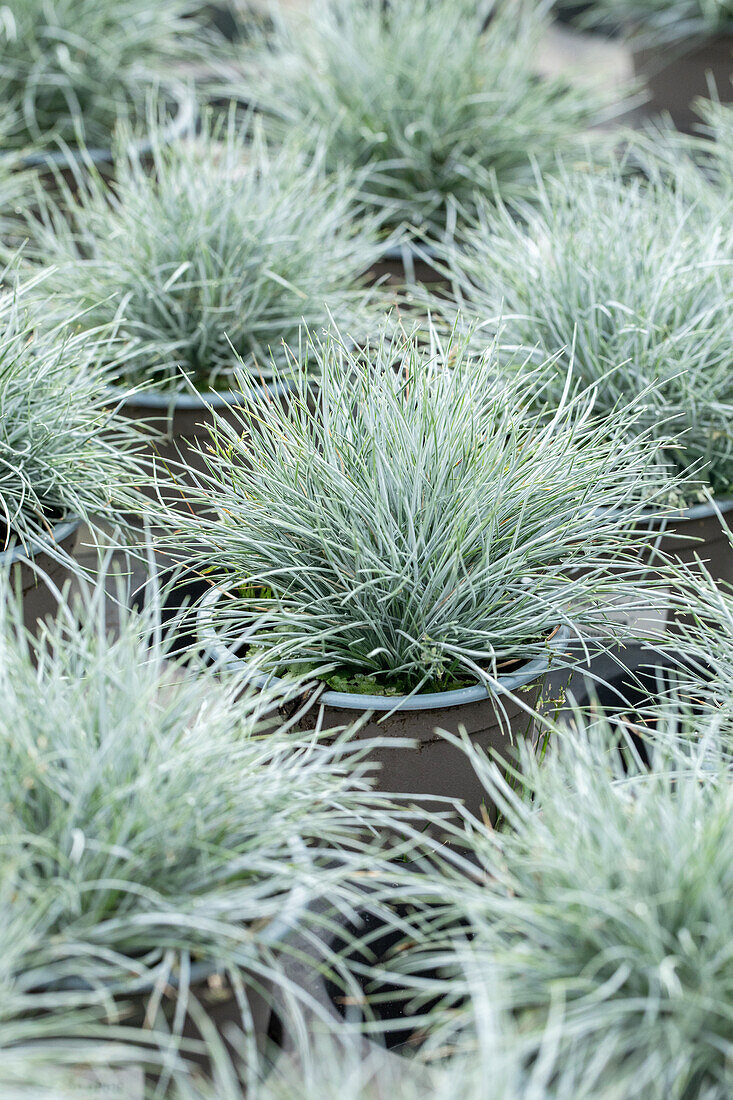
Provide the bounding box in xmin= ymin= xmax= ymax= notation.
xmin=0 ymin=0 xmax=221 ymax=156
xmin=28 ymin=111 xmax=386 ymax=391
xmin=424 ymin=160 xmax=733 ymax=505
xmin=0 ymin=270 xmax=147 ymax=548
xmin=242 ymin=0 xmax=614 ymax=235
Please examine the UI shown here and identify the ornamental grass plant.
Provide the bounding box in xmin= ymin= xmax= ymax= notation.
xmin=164 ymin=322 xmax=675 ymax=696
xmin=169 ymin=1008 xmax=631 ymax=1100
xmin=0 ymin=0 xmax=209 ymax=155
xmin=0 ymin=566 xmax=418 ymax=1050
xmin=243 ymin=0 xmax=612 ymax=235
xmin=638 ymin=99 xmax=733 ymax=200
xmin=30 ymin=112 xmax=385 ymax=392
xmin=0 ymin=867 xmax=159 ymax=1099
xmin=378 ymin=712 xmax=733 ymax=1100
xmin=427 ymin=162 xmax=733 ymax=505
xmin=0 ymin=123 xmax=35 ymax=261
xmin=0 ymin=271 xmax=146 ymax=550
xmin=644 ymin=528 xmax=733 ymax=747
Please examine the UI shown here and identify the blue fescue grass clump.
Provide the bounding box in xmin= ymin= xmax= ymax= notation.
xmin=428 ymin=161 xmax=733 ymax=505
xmin=163 ymin=321 xmax=676 ymax=694
xmin=243 ymin=0 xmax=612 ymax=234
xmin=30 ymin=112 xmax=386 ymax=391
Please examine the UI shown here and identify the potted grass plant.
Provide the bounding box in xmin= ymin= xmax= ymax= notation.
xmin=241 ymin=0 xmax=614 ymax=279
xmin=644 ymin=97 xmax=733 ymax=198
xmin=0 ymin=0 xmax=217 ymax=169
xmin=0 ymin=565 xmax=417 ymax=1078
xmin=427 ymin=162 xmax=733 ymax=601
xmin=169 ymin=322 xmax=675 ymax=819
xmin=0 ymin=272 xmax=146 ymax=630
xmin=0 ymin=867 xmax=156 ymax=1099
xmin=29 ymin=112 xmax=387 ymax=506
xmin=381 ymin=704 xmax=733 ymax=1099
xmin=583 ymin=0 xmax=733 ymax=129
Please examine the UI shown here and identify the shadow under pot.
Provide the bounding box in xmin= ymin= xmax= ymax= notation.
xmin=198 ymin=588 xmax=570 ymax=823
xmin=108 ymin=379 xmax=296 ymax=517
xmin=631 ymin=29 xmax=733 ymax=132
xmin=0 ymin=517 xmax=80 ymax=633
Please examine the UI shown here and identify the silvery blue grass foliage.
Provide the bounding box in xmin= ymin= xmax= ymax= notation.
xmin=428 ymin=162 xmax=733 ymax=505
xmin=644 ymin=523 xmax=733 ymax=752
xmin=583 ymin=0 xmax=733 ymax=41
xmin=163 ymin=323 xmax=673 ymax=694
xmin=0 ymin=121 xmax=35 ymax=260
xmin=0 ymin=0 xmax=209 ymax=154
xmin=168 ymin=1006 xmax=632 ymax=1100
xmin=0 ymin=861 xmax=162 ymax=1097
xmin=30 ymin=112 xmax=385 ymax=390
xmin=0 ymin=272 xmax=145 ymax=549
xmin=634 ymin=99 xmax=733 ymax=202
xmin=379 ymin=715 xmax=733 ymax=1100
xmin=243 ymin=0 xmax=611 ymax=234
xmin=694 ymin=99 xmax=733 ymax=192
xmin=0 ymin=565 xmax=419 ymax=1046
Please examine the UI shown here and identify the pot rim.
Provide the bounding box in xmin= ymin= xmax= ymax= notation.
xmin=0 ymin=516 xmax=81 ymax=566
xmin=17 ymin=84 xmax=196 ymax=170
xmin=381 ymin=242 xmax=440 ymax=263
xmin=106 ymin=377 xmax=295 ymax=412
xmin=198 ymin=585 xmax=571 ymax=712
xmin=645 ymin=496 xmax=733 ymax=525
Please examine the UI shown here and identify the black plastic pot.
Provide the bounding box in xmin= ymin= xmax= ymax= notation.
xmin=109 ymin=378 xmax=295 ymax=514
xmin=199 ymin=588 xmax=571 ymax=824
xmin=1 ymin=517 xmax=81 ymax=633
xmin=632 ymin=31 xmax=733 ymax=131
xmin=559 ymin=642 xmax=711 ymax=767
xmin=323 ymin=907 xmax=466 ymax=1054
xmin=274 ymin=899 xmax=453 ymax=1079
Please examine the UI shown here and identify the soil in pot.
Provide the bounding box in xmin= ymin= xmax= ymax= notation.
xmin=631 ymin=33 xmax=733 ymax=132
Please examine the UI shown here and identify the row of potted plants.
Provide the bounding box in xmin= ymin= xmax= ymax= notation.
xmin=3 ymin=0 xmax=733 ymax=1093
xmin=2 ymin=547 xmax=733 ymax=1097
xmin=2 ymin=0 xmax=727 ymax=182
